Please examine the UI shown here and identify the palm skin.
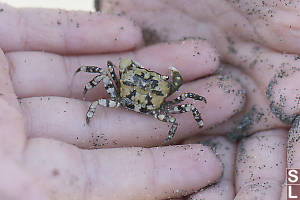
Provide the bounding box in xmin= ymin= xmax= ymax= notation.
xmin=0 ymin=2 xmax=245 ymax=200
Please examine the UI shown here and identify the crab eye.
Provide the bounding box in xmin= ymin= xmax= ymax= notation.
xmin=162 ymin=75 xmax=169 ymax=80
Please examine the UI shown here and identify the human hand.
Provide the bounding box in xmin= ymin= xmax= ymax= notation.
xmin=0 ymin=3 xmax=247 ymax=199
xmin=179 ymin=129 xmax=286 ymax=200
xmin=98 ymin=0 xmax=300 ymax=199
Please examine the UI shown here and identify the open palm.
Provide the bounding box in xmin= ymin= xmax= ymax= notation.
xmin=99 ymin=0 xmax=300 ymax=199
xmin=0 ymin=2 xmax=255 ymax=199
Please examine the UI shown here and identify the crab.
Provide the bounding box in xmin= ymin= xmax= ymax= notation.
xmin=75 ymin=59 xmax=207 ymax=142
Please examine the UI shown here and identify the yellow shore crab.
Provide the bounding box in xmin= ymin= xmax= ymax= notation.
xmin=75 ymin=59 xmax=207 ymax=142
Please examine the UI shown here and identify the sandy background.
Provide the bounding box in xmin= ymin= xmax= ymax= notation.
xmin=1 ymin=0 xmax=94 ymax=11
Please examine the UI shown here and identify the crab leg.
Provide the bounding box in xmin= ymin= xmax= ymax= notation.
xmin=151 ymin=111 xmax=178 ymax=143
xmin=107 ymin=61 xmax=120 ymax=92
xmin=75 ymin=65 xmax=104 ymax=74
xmin=167 ymin=92 xmax=207 ymax=105
xmin=167 ymin=104 xmax=204 ymax=128
xmin=86 ymin=99 xmax=120 ymax=123
xmin=82 ymin=75 xmax=103 ymax=100
xmin=75 ymin=66 xmax=117 ymax=98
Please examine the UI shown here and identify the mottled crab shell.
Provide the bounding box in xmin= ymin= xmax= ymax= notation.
xmin=119 ymin=59 xmax=171 ymax=110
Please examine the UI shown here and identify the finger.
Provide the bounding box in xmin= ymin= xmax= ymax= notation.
xmin=205 ymin=65 xmax=287 ymax=141
xmin=281 ymin=116 xmax=300 ymax=200
xmin=20 ymin=75 xmax=245 ymax=148
xmin=229 ymin=0 xmax=300 ymax=53
xmin=0 ymin=3 xmax=142 ymax=54
xmin=0 ymin=49 xmax=25 ymax=160
xmin=224 ymin=42 xmax=299 ymax=90
xmin=100 ymin=0 xmax=255 ymax=56
xmin=102 ymin=0 xmax=300 ymax=54
xmin=100 ymin=0 xmax=221 ymax=45
xmin=224 ymin=42 xmax=300 ymax=125
xmin=7 ymin=39 xmax=219 ymax=99
xmin=23 ymin=138 xmax=222 ymax=200
xmin=287 ymin=115 xmax=300 ymax=168
xmin=183 ymin=136 xmax=236 ymax=200
xmin=235 ymin=129 xmax=286 ymax=200
xmin=267 ymin=67 xmax=300 ymax=124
